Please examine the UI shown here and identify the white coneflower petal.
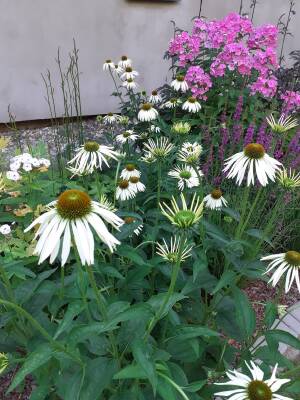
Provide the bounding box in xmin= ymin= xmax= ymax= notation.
xmin=129 ymin=176 xmax=145 ymax=193
xmin=168 ymin=165 xmax=202 ymax=191
xmin=160 ymin=193 xmax=204 ymax=229
xmin=116 ymin=180 xmax=136 ymax=201
xmin=277 ymin=167 xmax=300 ymax=189
xmin=150 ymin=125 xmax=161 ymax=133
xmin=143 ymin=137 xmax=174 ymax=161
xmin=118 ymin=56 xmax=132 ymax=69
xmin=138 ymin=103 xmax=159 ymax=122
xmin=223 ymin=143 xmax=282 ymax=187
xmin=171 ymin=75 xmax=189 ymax=92
xmin=261 ymin=250 xmax=300 ymax=294
xmin=177 ymin=142 xmax=203 ymax=164
xmin=182 ymin=97 xmax=201 ymax=113
xmin=24 ymin=190 xmax=124 ymax=265
xmin=123 ymin=216 xmax=143 ymax=237
xmin=122 ymin=79 xmax=138 ymax=90
xmin=156 ymin=236 xmax=192 ymax=263
xmin=120 ymin=164 xmax=141 ymax=180
xmin=103 ymin=59 xmax=115 ymax=71
xmin=266 ymin=113 xmax=298 ymax=134
xmin=121 ymin=67 xmax=139 ymax=81
xmin=112 ymin=64 xmax=124 ymax=76
xmin=116 ymin=130 xmax=139 ymax=144
xmin=215 ymin=361 xmax=291 ymax=400
xmin=163 ymin=98 xmax=182 ymax=109
xmin=103 ymin=113 xmax=120 ymax=124
xmin=204 ymin=188 xmax=228 ymax=210
xmin=68 ymin=141 xmax=119 ymax=175
xmin=149 ymin=90 xmax=162 ymax=104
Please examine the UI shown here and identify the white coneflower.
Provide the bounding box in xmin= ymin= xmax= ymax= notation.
xmin=277 ymin=167 xmax=300 ymax=189
xmin=24 ymin=190 xmax=124 ymax=265
xmin=150 ymin=125 xmax=161 ymax=133
xmin=103 ymin=59 xmax=115 ymax=71
xmin=120 ymin=163 xmax=141 ymax=180
xmin=112 ymin=64 xmax=124 ymax=76
xmin=178 ymin=142 xmax=203 ymax=164
xmin=182 ymin=97 xmax=201 ymax=113
xmin=266 ymin=113 xmax=298 ymax=134
xmin=168 ymin=165 xmax=202 ymax=191
xmin=215 ymin=361 xmax=291 ymax=400
xmin=156 ymin=236 xmax=192 ymax=263
xmin=0 ymin=224 xmax=11 ymax=235
xmin=138 ymin=103 xmax=159 ymax=122
xmin=171 ymin=122 xmax=191 ymax=135
xmin=149 ymin=90 xmax=162 ymax=104
xmin=121 ymin=67 xmax=139 ymax=81
xmin=171 ymin=75 xmax=189 ymax=92
xmin=116 ymin=179 xmax=136 ymax=201
xmin=119 ymin=116 xmax=130 ymax=126
xmin=163 ymin=98 xmax=182 ymax=109
xmin=116 ymin=130 xmax=139 ymax=144
xmin=98 ymin=194 xmax=117 ymax=212
xmin=223 ymin=143 xmax=282 ymax=186
xmin=118 ymin=55 xmax=132 ymax=69
xmin=122 ymin=79 xmax=138 ymax=90
xmin=103 ymin=113 xmax=120 ymax=124
xmin=160 ymin=193 xmax=204 ymax=229
xmin=261 ymin=250 xmax=300 ymax=293
xmin=143 ymin=138 xmax=174 ymax=160
xmin=6 ymin=171 xmax=21 ymax=181
xmin=68 ymin=141 xmax=119 ymax=175
xmin=204 ymin=188 xmax=228 ymax=210
xmin=129 ymin=176 xmax=146 ymax=193
xmin=123 ymin=216 xmax=143 ymax=236
xmin=140 ymin=151 xmax=156 ymax=164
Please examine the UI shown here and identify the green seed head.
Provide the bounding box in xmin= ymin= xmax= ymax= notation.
xmin=247 ymin=380 xmax=272 ymax=400
xmin=244 ymin=143 xmax=265 ymax=159
xmin=285 ymin=250 xmax=300 ymax=267
xmin=56 ymin=190 xmax=92 ymax=220
xmin=84 ymin=141 xmax=100 ymax=152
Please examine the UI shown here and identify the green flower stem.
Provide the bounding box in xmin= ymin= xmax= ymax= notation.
xmin=145 ymin=235 xmax=186 ymax=338
xmin=113 ymin=160 xmax=121 ymax=207
xmin=94 ymin=170 xmax=102 ymax=200
xmin=86 ymin=264 xmax=119 ymax=361
xmin=238 ymin=186 xmax=263 ymax=237
xmin=157 ymin=161 xmax=162 ymax=209
xmin=253 ymin=192 xmax=284 ymax=255
xmin=235 ymin=185 xmax=251 ymax=239
xmin=74 ymin=250 xmax=92 ymax=323
xmin=108 ymin=68 xmax=125 ymax=105
xmin=0 ymin=299 xmax=84 ymax=367
xmin=157 ymin=372 xmax=190 ymax=400
xmin=60 ymin=267 xmax=65 ymax=300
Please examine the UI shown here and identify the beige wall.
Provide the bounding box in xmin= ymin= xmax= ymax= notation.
xmin=0 ymin=0 xmax=299 ymax=122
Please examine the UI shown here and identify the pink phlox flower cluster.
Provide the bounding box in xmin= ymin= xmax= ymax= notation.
xmin=194 ymin=13 xmax=252 ymax=49
xmin=210 ymin=42 xmax=252 ymax=77
xmin=168 ymin=31 xmax=201 ymax=67
xmin=247 ymin=24 xmax=278 ymax=49
xmin=281 ymin=90 xmax=300 ymax=113
xmin=185 ymin=66 xmax=212 ymax=100
xmin=249 ymin=76 xmax=278 ymax=98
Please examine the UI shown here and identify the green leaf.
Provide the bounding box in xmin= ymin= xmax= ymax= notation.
xmin=211 ymin=271 xmax=236 ymax=294
xmin=80 ymin=358 xmax=117 ymax=400
xmin=117 ymin=245 xmax=149 ymax=267
xmin=8 ymin=344 xmax=54 ymax=393
xmin=245 ymin=229 xmax=273 ymax=247
xmin=192 ymin=251 xmax=208 ymax=282
xmin=264 ymin=302 xmax=277 ymax=329
xmin=183 ymin=380 xmax=206 ymax=392
xmin=265 ymin=330 xmax=300 ymax=350
xmin=113 ymin=364 xmax=147 ymax=380
xmin=131 ymin=339 xmax=157 ymax=393
xmin=54 ymin=301 xmax=85 ymax=339
xmin=173 ymin=325 xmax=219 ymax=340
xmin=148 ymin=293 xmax=186 ymax=317
xmin=232 ymin=288 xmax=256 ymax=339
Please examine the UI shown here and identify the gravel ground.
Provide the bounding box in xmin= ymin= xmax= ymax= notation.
xmin=0 ymin=368 xmax=33 ymax=400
